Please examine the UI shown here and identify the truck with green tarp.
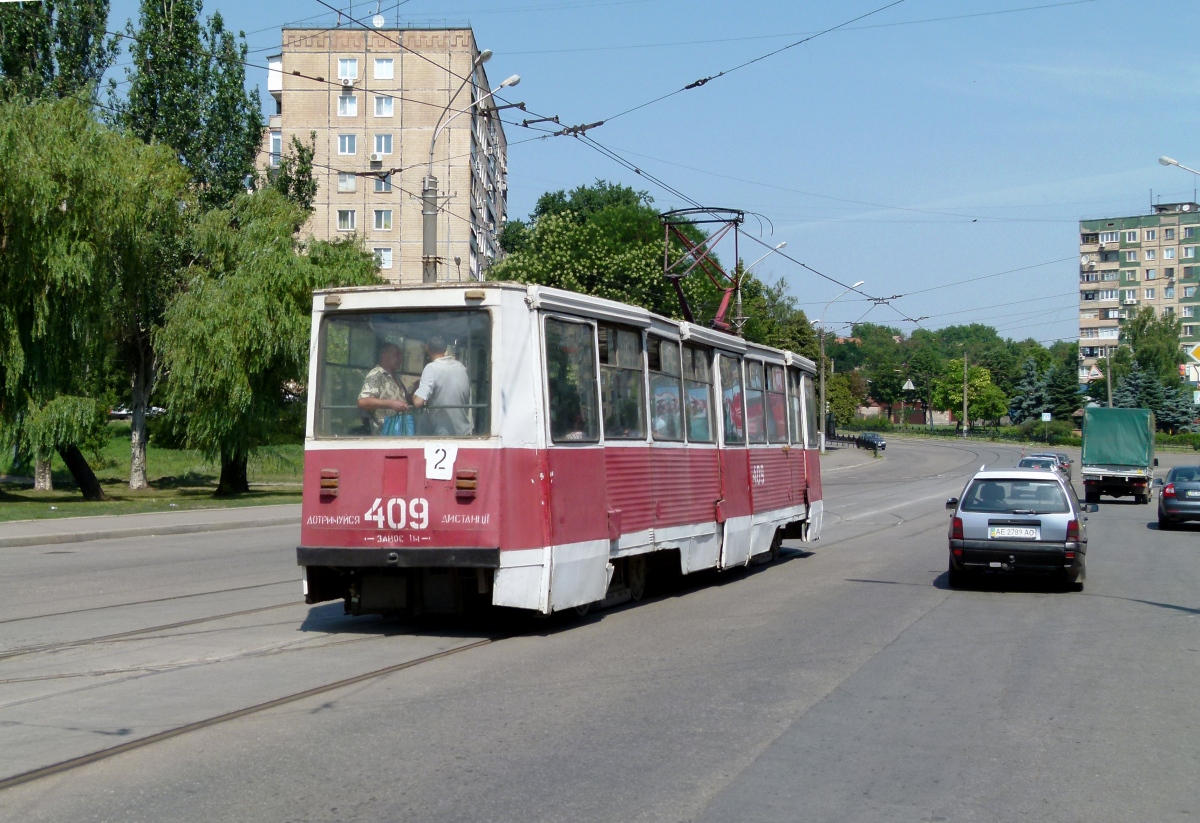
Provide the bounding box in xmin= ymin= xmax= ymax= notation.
xmin=1080 ymin=407 xmax=1156 ymax=504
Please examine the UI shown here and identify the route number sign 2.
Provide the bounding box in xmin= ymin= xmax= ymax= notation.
xmin=424 ymin=445 xmax=458 ymax=480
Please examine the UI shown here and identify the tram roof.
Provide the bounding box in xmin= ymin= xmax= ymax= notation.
xmin=313 ymin=281 xmax=816 ymax=371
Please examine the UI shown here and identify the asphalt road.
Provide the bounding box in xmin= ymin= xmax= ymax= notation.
xmin=1 ymin=438 xmax=1197 ymax=822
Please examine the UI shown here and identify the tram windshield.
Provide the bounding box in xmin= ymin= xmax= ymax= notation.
xmin=315 ymin=310 xmax=491 ymax=438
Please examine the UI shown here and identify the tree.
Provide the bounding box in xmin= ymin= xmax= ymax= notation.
xmin=0 ymin=96 xmax=184 ymax=498
xmin=931 ymin=359 xmax=1008 ymax=427
xmin=825 ymin=373 xmax=859 ymax=427
xmin=1044 ymin=357 xmax=1083 ymax=423
xmin=117 ymin=2 xmax=260 ymax=208
xmin=1007 ymin=358 xmax=1048 ymax=425
xmin=737 ymin=272 xmax=818 ymax=360
xmin=269 ymin=131 xmax=318 ymax=215
xmin=156 ymin=190 xmax=381 ymax=495
xmin=490 ymin=181 xmax=724 ymax=325
xmin=1113 ymin=364 xmax=1166 ymax=415
xmin=1121 ymin=307 xmax=1184 ymax=384
xmin=0 ymin=0 xmax=117 ymax=101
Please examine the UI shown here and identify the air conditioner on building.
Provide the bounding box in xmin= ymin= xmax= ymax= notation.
xmin=1123 ymin=298 xmax=1138 ymax=305
xmin=369 ymin=153 xmax=383 ymax=163
xmin=1098 ymin=243 xmax=1107 ymax=250
xmin=341 ymin=77 xmax=354 ymax=87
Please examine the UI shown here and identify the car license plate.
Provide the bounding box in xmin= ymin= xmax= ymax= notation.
xmin=1187 ymin=490 xmax=1200 ymax=499
xmin=988 ymin=526 xmax=1038 ymax=539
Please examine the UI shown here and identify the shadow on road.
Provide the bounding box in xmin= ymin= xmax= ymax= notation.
xmin=931 ymin=570 xmax=1077 ymax=594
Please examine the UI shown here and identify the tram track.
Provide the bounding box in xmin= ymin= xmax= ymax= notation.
xmin=0 ymin=579 xmax=299 ymax=626
xmin=0 ymin=633 xmax=509 ymax=792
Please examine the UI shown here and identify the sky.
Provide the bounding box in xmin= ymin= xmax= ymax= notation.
xmin=104 ymin=0 xmax=1200 ymax=345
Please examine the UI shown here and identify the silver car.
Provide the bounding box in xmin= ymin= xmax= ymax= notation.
xmin=946 ymin=467 xmax=1095 ymax=590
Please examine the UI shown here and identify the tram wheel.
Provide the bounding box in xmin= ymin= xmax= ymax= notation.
xmin=627 ymin=555 xmax=648 ymax=601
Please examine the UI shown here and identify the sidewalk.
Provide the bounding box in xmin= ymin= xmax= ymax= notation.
xmin=0 ymin=504 xmax=301 ymax=549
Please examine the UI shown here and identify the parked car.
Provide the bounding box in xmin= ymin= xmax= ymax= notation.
xmin=1154 ymin=465 xmax=1200 ymax=529
xmin=1031 ymin=451 xmax=1073 ymax=480
xmin=946 ymin=466 xmax=1096 ymax=590
xmin=856 ymin=432 xmax=886 ymax=451
xmin=1017 ymin=456 xmax=1058 ymax=472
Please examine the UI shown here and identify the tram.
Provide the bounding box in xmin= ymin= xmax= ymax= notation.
xmin=297 ymin=282 xmax=824 ymax=615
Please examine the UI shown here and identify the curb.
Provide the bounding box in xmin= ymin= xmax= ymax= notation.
xmin=0 ymin=515 xmax=299 ymax=549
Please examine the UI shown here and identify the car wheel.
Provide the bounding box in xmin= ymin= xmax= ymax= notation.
xmin=1084 ymin=489 xmax=1099 ymax=505
xmin=1158 ymin=514 xmax=1174 ymax=530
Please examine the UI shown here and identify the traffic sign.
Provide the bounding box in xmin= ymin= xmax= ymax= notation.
xmin=1041 ymin=412 xmax=1052 ymax=422
xmin=1188 ymin=342 xmax=1200 ymax=362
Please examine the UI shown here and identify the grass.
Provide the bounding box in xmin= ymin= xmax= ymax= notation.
xmin=0 ymin=422 xmax=303 ymax=522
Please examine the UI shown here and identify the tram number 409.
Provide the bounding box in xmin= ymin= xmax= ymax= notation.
xmin=364 ymin=497 xmax=430 ymax=530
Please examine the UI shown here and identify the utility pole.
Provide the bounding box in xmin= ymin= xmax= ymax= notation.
xmin=421 ymin=175 xmax=439 ymax=283
xmin=819 ymin=327 xmax=827 ymax=452
xmin=962 ymin=354 xmax=969 ymax=438
xmin=1105 ymin=355 xmax=1114 ymax=408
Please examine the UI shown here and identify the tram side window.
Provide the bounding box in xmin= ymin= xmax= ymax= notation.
xmin=599 ymin=325 xmax=645 ymax=439
xmin=719 ymin=354 xmax=745 ymax=445
xmin=648 ymin=337 xmax=683 ymax=441
xmin=682 ymin=345 xmax=714 ymax=443
xmin=745 ymin=361 xmax=768 ymax=444
xmin=316 ymin=310 xmax=491 ymax=438
xmin=765 ymin=364 xmax=787 ymax=443
xmin=803 ymin=373 xmax=819 ymax=449
xmin=545 ymin=318 xmax=600 ymax=442
xmin=787 ymin=367 xmax=803 ymax=445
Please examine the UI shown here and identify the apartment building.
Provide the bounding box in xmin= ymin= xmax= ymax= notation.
xmin=1079 ymin=202 xmax=1200 ymax=380
xmin=263 ymin=25 xmax=508 ymax=283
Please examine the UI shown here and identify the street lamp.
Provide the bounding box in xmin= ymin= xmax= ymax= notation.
xmin=1159 ymin=155 xmax=1200 ymax=176
xmin=816 ymin=279 xmax=864 ymax=453
xmin=734 ymin=242 xmax=787 ymax=332
xmin=422 ymin=51 xmax=519 ymax=283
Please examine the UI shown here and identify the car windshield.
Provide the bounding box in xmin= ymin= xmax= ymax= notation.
xmin=960 ymin=478 xmax=1070 ymax=514
xmin=315 ymin=310 xmax=492 ymax=438
xmin=1018 ymin=458 xmax=1054 ymax=469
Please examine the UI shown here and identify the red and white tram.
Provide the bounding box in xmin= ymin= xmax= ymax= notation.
xmin=297 ymin=282 xmax=824 ymax=615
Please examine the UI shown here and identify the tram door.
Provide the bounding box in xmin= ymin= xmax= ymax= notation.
xmin=717 ymin=353 xmax=753 ymax=567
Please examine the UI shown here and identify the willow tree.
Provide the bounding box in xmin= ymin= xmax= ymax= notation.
xmin=156 ymin=190 xmax=381 ymax=495
xmin=0 ymin=96 xmax=186 ymax=498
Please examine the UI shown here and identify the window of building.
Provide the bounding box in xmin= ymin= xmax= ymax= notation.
xmin=1103 ymin=308 xmax=1121 ymax=319
xmin=1124 ymin=269 xmax=1139 ymax=281
xmin=338 ymin=134 xmax=356 ymax=155
xmin=1080 ymin=272 xmax=1098 ymax=283
xmin=1146 ymin=269 xmax=1157 ymax=280
xmin=338 ymin=94 xmax=357 ymax=116
xmin=1080 ymin=328 xmax=1098 ymax=339
xmin=1081 ymin=233 xmax=1099 ymax=244
xmin=1100 ymin=231 xmax=1119 ymax=243
xmin=1185 ymin=325 xmax=1196 ymax=336
xmin=597 ymin=326 xmax=645 ymax=440
xmin=1166 ymin=286 xmax=1175 ymax=299
xmin=1125 ymin=250 xmax=1138 ymax=262
xmin=648 ymin=337 xmax=684 ymax=442
xmin=373 ymin=247 xmax=392 ymax=269
xmin=1186 ymin=247 xmax=1197 ymax=259
xmin=1101 ymin=250 xmax=1118 ymax=262
xmin=1185 ymin=306 xmax=1196 ymax=317
xmin=375 ymin=95 xmax=393 ymax=117
xmin=1166 ymin=267 xmax=1176 ymax=278
xmin=1146 ymin=229 xmax=1157 ymax=240
xmin=374 ymin=173 xmax=392 ymax=193
xmin=1187 ymin=227 xmax=1196 ymax=239
xmin=1102 ymin=270 xmax=1118 ymax=280
xmin=1146 ymin=249 xmax=1157 ymax=261
xmin=1166 ymin=228 xmax=1176 ymax=240
xmin=269 ymin=130 xmax=281 ymax=167
xmin=1098 ymin=289 xmax=1118 ymax=300
xmin=1187 ymin=286 xmax=1198 ymax=297
xmin=1124 ymin=230 xmax=1139 ymax=242
xmin=337 ymin=172 xmax=356 ymax=192
xmin=1145 ymin=288 xmax=1156 ymax=300
xmin=374 ymin=58 xmax=393 ymax=80
xmin=373 ymin=209 xmax=392 ymax=230
xmin=1081 ymin=291 xmax=1097 ymax=301
xmin=1080 ymin=310 xmax=1099 ymax=319
xmin=1099 ymin=328 xmax=1119 ymax=339
xmin=338 ymin=58 xmax=358 ymax=80
xmin=1164 ymin=306 xmax=1175 ymax=317
xmin=374 ymin=133 xmax=392 ymax=155
xmin=337 ymin=209 xmax=356 ymax=231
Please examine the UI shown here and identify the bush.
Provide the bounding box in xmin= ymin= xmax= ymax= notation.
xmin=843 ymin=417 xmax=893 ymax=432
xmin=1017 ymin=418 xmax=1074 ymax=444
